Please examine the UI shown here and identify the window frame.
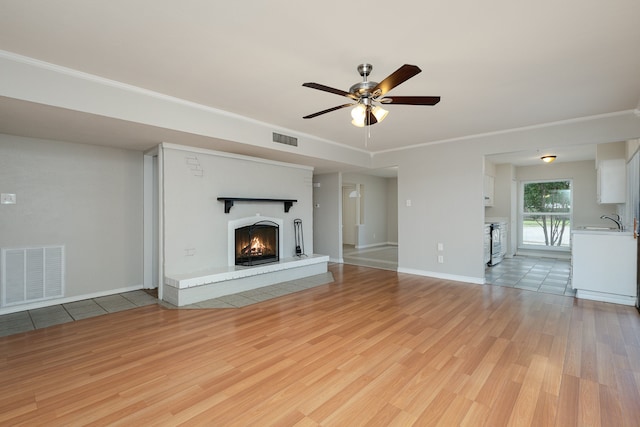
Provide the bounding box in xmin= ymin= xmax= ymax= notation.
xmin=518 ymin=179 xmax=573 ymax=252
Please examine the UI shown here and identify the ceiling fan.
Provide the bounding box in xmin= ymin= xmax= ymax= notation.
xmin=302 ymin=63 xmax=440 ymax=127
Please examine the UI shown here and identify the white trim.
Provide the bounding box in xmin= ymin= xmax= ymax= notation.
xmin=330 ymin=258 xmax=344 ymax=263
xmin=157 ymin=145 xmax=165 ymax=302
xmin=166 ymin=255 xmax=328 ymax=289
xmin=575 ymin=290 xmax=636 ymax=306
xmin=371 ymin=110 xmax=635 ymax=156
xmin=354 ymin=242 xmax=398 ymax=249
xmin=0 ymin=284 xmax=144 ymax=315
xmin=397 ymin=267 xmax=485 ymax=285
xmin=161 ymin=142 xmax=314 ymax=171
xmin=143 ymin=155 xmax=154 ymax=289
xmin=518 ymin=178 xmax=573 ymax=250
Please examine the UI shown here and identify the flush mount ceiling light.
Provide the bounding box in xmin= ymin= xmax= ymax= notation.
xmin=303 ymin=63 xmax=440 ymax=127
xmin=541 ymin=155 xmax=557 ymax=163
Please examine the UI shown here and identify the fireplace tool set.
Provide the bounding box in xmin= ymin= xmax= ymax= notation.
xmin=294 ymin=219 xmax=306 ymax=257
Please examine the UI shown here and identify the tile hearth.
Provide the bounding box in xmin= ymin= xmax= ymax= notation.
xmin=0 ymin=272 xmax=335 ymax=337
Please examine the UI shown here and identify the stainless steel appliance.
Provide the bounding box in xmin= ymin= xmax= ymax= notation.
xmin=483 ymin=224 xmax=491 ymax=265
xmin=487 ymin=222 xmax=506 ymax=266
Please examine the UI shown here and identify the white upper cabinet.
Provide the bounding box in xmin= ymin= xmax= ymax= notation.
xmin=597 ymin=159 xmax=626 ymax=204
xmin=484 ymin=175 xmax=494 ymax=207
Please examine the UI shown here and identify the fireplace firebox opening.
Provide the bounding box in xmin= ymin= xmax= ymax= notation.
xmin=234 ymin=220 xmax=279 ymax=266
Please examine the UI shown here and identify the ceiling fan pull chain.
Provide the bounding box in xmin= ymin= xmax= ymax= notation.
xmin=366 ymin=122 xmax=370 ymax=148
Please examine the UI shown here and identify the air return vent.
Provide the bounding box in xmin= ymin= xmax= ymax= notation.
xmin=272 ymin=132 xmax=298 ymax=147
xmin=1 ymin=246 xmax=65 ymax=307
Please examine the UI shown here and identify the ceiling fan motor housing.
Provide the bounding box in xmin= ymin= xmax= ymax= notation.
xmin=349 ymin=81 xmax=378 ymax=99
xmin=350 ymin=64 xmax=378 ymax=99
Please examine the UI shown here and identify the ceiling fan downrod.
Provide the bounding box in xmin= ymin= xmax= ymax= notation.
xmin=350 ymin=63 xmax=378 ymax=98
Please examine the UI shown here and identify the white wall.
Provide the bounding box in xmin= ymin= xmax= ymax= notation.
xmin=0 ymin=134 xmax=143 ymax=309
xmin=485 ymin=163 xmax=516 ymax=256
xmin=387 ymin=141 xmax=485 ymax=282
xmin=386 ymin=177 xmax=398 ymax=244
xmin=161 ymin=144 xmax=314 ymax=276
xmin=374 ymin=112 xmax=640 ymax=283
xmin=312 ymin=173 xmax=342 ymax=262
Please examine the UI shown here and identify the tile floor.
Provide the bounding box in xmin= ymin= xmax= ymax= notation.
xmin=341 ymin=246 xmax=575 ymax=298
xmin=342 ymin=244 xmax=398 ymax=270
xmin=0 ymin=272 xmax=335 ymax=338
xmin=485 ymin=256 xmax=575 ymax=297
xmin=0 ymin=290 xmax=158 ymax=338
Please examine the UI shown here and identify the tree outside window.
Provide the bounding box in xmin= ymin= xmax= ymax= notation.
xmin=522 ymin=180 xmax=571 ymax=247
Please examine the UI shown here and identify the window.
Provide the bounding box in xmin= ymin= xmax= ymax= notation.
xmin=520 ymin=180 xmax=572 ymax=250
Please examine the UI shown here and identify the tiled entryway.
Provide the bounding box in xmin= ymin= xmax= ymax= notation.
xmin=343 ymin=244 xmax=398 ymax=270
xmin=485 ymin=256 xmax=575 ymax=297
xmin=0 ymin=290 xmax=158 ymax=337
xmin=0 ymin=272 xmax=336 ymax=338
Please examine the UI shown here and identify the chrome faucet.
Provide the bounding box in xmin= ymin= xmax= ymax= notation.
xmin=600 ymin=214 xmax=623 ymax=230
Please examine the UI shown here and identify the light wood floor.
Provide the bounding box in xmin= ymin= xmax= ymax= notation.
xmin=1 ymin=264 xmax=639 ymax=426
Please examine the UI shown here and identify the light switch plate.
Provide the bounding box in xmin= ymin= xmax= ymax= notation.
xmin=1 ymin=193 xmax=16 ymax=204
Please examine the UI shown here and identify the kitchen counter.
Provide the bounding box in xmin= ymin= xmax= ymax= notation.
xmin=572 ymin=227 xmax=633 ymax=236
xmin=571 ymin=230 xmax=637 ymax=305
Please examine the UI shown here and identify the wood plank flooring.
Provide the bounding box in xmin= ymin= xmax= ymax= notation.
xmin=1 ymin=264 xmax=639 ymax=426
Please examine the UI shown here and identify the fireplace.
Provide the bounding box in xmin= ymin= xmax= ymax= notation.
xmin=234 ymin=220 xmax=279 ymax=266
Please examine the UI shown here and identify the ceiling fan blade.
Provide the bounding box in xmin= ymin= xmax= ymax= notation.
xmin=372 ymin=64 xmax=422 ymax=97
xmin=303 ymin=103 xmax=354 ymax=119
xmin=302 ymin=83 xmax=357 ymax=99
xmin=380 ymin=96 xmax=441 ymax=105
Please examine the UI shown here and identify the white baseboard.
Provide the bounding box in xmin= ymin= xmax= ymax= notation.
xmin=397 ymin=267 xmax=485 ymax=285
xmin=575 ymin=290 xmax=637 ymax=306
xmin=354 ymin=242 xmax=397 ymax=249
xmin=0 ymin=284 xmax=144 ymax=315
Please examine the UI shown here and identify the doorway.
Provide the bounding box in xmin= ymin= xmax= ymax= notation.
xmin=340 ymin=170 xmax=398 ymax=270
xmin=342 ymin=185 xmax=358 ymax=246
xmin=143 ymin=149 xmax=161 ymax=299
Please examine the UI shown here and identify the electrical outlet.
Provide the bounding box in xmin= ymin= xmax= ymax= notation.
xmin=1 ymin=193 xmax=16 ymax=204
xmin=438 ymin=255 xmax=444 ymax=264
xmin=437 ymin=243 xmax=444 ymax=251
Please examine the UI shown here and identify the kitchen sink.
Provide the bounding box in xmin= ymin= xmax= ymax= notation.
xmin=574 ymin=226 xmax=622 ymax=232
xmin=581 ymin=226 xmax=617 ymax=230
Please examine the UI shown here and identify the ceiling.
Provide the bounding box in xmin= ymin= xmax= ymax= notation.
xmin=1 ymin=1 xmax=639 ymax=170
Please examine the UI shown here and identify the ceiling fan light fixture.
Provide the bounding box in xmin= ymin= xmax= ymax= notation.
xmin=351 ymin=104 xmax=366 ymax=121
xmin=351 ymin=104 xmax=367 ymax=127
xmin=372 ymin=105 xmax=388 ymax=123
xmin=541 ymin=155 xmax=557 ymax=163
xmin=351 ymin=118 xmax=366 ymax=127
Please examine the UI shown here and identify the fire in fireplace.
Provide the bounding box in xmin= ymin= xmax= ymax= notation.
xmin=235 ymin=220 xmax=279 ymax=266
